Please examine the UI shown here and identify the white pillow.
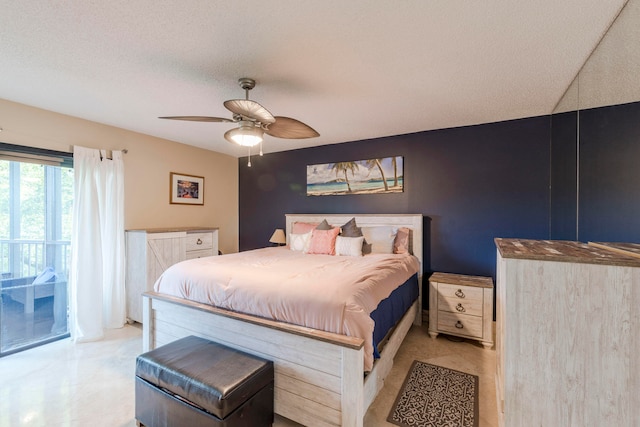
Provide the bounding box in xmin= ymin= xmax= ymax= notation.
xmin=289 ymin=231 xmax=312 ymax=252
xmin=361 ymin=226 xmax=398 ymax=254
xmin=335 ymin=236 xmax=365 ymax=257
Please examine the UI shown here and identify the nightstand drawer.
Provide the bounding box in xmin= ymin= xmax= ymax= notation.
xmin=438 ymin=294 xmax=483 ymax=316
xmin=437 ymin=311 xmax=483 ymax=338
xmin=186 ymin=232 xmax=213 ymax=252
xmin=437 ymin=283 xmax=484 ymax=302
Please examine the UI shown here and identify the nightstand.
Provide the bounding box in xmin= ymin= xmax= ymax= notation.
xmin=428 ymin=272 xmax=494 ymax=349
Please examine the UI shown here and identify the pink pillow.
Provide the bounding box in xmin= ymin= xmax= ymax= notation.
xmin=394 ymin=227 xmax=410 ymax=254
xmin=292 ymin=221 xmax=318 ymax=234
xmin=307 ymin=227 xmax=340 ymax=255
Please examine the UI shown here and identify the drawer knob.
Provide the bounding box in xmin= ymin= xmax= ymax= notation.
xmin=455 ymin=321 xmax=464 ymax=329
xmin=197 ymin=238 xmax=203 ymax=245
xmin=455 ymin=289 xmax=466 ymax=298
xmin=456 ymin=303 xmax=465 ymax=312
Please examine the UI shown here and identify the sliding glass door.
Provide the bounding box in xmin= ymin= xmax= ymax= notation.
xmin=0 ymin=150 xmax=73 ymax=356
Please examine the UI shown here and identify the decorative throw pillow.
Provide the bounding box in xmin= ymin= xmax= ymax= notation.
xmin=340 ymin=217 xmax=363 ymax=237
xmin=315 ymin=219 xmax=333 ymax=230
xmin=307 ymin=227 xmax=340 ymax=255
xmin=393 ymin=227 xmax=410 ymax=254
xmin=292 ymin=222 xmax=318 ymax=234
xmin=361 ymin=226 xmax=398 ymax=254
xmin=289 ymin=231 xmax=312 ymax=252
xmin=335 ymin=236 xmax=365 ymax=256
xmin=362 ymin=241 xmax=373 ymax=255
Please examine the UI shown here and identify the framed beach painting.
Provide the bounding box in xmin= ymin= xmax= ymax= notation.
xmin=170 ymin=172 xmax=204 ymax=205
xmin=307 ymin=156 xmax=403 ymax=196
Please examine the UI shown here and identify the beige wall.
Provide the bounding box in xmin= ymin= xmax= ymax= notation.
xmin=0 ymin=98 xmax=239 ymax=254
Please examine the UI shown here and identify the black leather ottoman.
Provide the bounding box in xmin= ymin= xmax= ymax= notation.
xmin=135 ymin=335 xmax=274 ymax=427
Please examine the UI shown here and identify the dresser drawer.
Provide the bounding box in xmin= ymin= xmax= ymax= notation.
xmin=186 ymin=248 xmax=215 ymax=259
xmin=186 ymin=232 xmax=213 ymax=252
xmin=438 ymin=293 xmax=483 ymax=316
xmin=437 ymin=282 xmax=484 ymax=302
xmin=437 ymin=311 xmax=483 ymax=339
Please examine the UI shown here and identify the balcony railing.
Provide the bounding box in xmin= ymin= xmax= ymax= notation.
xmin=0 ymin=239 xmax=70 ymax=281
xmin=1 ymin=239 xmax=71 ymax=355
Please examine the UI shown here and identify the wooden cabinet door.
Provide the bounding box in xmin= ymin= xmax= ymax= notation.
xmin=145 ymin=233 xmax=186 ymax=292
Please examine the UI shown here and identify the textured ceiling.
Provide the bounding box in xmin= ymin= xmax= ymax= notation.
xmin=0 ymin=1 xmax=629 ymax=157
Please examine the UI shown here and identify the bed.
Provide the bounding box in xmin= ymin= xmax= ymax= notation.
xmin=142 ymin=214 xmax=424 ymax=426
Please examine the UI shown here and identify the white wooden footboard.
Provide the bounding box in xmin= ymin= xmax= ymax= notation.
xmin=143 ymin=292 xmax=418 ymax=426
xmin=143 ymin=292 xmax=366 ymax=426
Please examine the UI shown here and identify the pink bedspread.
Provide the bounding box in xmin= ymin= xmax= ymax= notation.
xmin=154 ymin=247 xmax=420 ymax=371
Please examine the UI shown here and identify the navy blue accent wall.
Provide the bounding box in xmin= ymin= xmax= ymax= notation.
xmin=548 ymin=101 xmax=640 ymax=242
xmin=577 ymin=102 xmax=640 ymax=242
xmin=239 ymin=116 xmax=551 ymax=304
xmin=550 ymin=111 xmax=579 ymax=240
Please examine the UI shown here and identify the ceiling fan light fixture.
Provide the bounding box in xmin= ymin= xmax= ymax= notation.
xmin=226 ymin=122 xmax=263 ymax=147
xmin=162 ymin=77 xmax=319 ymax=164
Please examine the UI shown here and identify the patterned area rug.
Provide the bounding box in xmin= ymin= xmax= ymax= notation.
xmin=387 ymin=360 xmax=479 ymax=427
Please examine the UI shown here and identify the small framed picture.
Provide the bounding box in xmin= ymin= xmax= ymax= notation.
xmin=170 ymin=172 xmax=204 ymax=205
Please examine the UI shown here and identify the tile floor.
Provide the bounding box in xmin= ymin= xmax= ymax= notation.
xmin=0 ymin=322 xmax=498 ymax=427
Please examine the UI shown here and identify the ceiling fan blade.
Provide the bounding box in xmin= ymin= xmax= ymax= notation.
xmin=158 ymin=116 xmax=234 ymax=122
xmin=265 ymin=116 xmax=320 ymax=139
xmin=223 ymin=99 xmax=276 ymax=124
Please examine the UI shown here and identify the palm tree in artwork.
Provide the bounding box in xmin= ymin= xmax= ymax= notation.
xmin=365 ymin=159 xmax=389 ymax=191
xmin=391 ymin=157 xmax=398 ymax=187
xmin=331 ymin=162 xmax=359 ymax=192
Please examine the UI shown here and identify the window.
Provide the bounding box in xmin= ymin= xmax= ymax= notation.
xmin=0 ymin=143 xmax=73 ymax=356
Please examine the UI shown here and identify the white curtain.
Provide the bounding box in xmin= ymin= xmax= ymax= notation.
xmin=69 ymin=146 xmax=126 ymax=342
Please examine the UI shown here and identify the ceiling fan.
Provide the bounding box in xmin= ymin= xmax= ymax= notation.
xmin=159 ymin=78 xmax=319 ymax=165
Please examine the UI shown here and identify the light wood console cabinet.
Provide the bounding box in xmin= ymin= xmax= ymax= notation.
xmin=495 ymin=238 xmax=640 ymax=427
xmin=428 ymin=272 xmax=494 ymax=348
xmin=125 ymin=227 xmax=218 ymax=323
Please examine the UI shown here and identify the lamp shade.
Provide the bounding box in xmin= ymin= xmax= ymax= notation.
xmin=269 ymin=228 xmax=286 ymax=245
xmin=224 ymin=122 xmax=264 ymax=147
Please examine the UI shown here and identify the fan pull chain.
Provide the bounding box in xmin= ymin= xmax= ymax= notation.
xmin=247 ymin=147 xmax=252 ymax=167
xmin=259 ymin=140 xmax=263 ymax=156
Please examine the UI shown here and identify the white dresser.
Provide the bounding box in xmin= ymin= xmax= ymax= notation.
xmin=428 ymin=272 xmax=494 ymax=348
xmin=495 ymin=238 xmax=640 ymax=427
xmin=125 ymin=227 xmax=219 ymax=323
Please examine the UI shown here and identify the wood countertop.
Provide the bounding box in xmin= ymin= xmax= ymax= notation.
xmin=494 ymin=238 xmax=640 ymax=267
xmin=429 ymin=272 xmax=493 ymax=288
